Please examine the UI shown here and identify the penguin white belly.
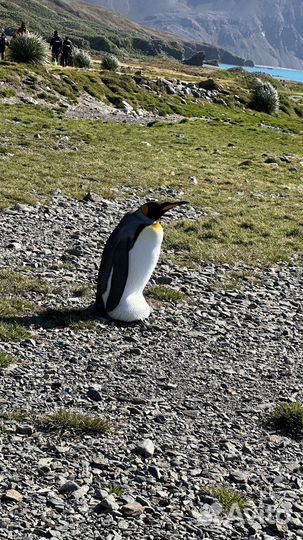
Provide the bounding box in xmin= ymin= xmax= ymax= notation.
xmin=108 ymin=222 xmax=163 ymax=322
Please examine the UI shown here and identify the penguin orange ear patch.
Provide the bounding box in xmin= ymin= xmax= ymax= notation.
xmin=141 ymin=204 xmax=148 ymax=217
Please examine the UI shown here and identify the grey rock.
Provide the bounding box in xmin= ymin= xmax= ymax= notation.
xmin=97 ymin=495 xmax=119 ymax=513
xmin=21 ymin=96 xmax=38 ymax=105
xmin=16 ymin=424 xmax=34 ymax=436
xmin=148 ymin=465 xmax=162 ymax=480
xmin=3 ymin=489 xmax=23 ymax=503
xmin=121 ymin=502 xmax=144 ymax=517
xmin=7 ymin=241 xmax=22 ymax=250
xmin=135 ymin=439 xmax=155 ymax=458
xmin=59 ymin=481 xmax=79 ymax=494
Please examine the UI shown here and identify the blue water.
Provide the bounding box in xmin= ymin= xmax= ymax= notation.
xmin=219 ymin=63 xmax=303 ymax=83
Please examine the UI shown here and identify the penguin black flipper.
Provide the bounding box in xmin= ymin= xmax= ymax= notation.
xmin=105 ymin=236 xmax=132 ymax=313
xmin=96 ymin=215 xmax=130 ymax=313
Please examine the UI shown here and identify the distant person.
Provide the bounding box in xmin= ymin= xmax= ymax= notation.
xmin=15 ymin=22 xmax=28 ymax=37
xmin=61 ymin=36 xmax=73 ymax=67
xmin=50 ymin=30 xmax=62 ymax=63
xmin=0 ymin=32 xmax=7 ymax=61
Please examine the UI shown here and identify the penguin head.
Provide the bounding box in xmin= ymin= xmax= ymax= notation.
xmin=140 ymin=201 xmax=188 ymax=221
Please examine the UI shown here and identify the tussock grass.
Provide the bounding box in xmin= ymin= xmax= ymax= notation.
xmin=8 ymin=34 xmax=48 ymax=65
xmin=269 ymin=403 xmax=303 ymax=438
xmin=251 ymin=80 xmax=279 ymax=115
xmin=102 ymin=54 xmax=120 ymax=71
xmin=148 ymin=285 xmax=185 ymax=302
xmin=41 ymin=411 xmax=110 ymax=434
xmin=72 ymin=49 xmax=92 ymax=69
xmin=0 ymin=352 xmax=17 ymax=368
xmin=207 ymin=485 xmax=249 ymax=514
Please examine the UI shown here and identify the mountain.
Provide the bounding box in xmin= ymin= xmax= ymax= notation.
xmin=0 ymin=0 xmax=246 ymax=64
xmin=85 ymin=0 xmax=303 ymax=69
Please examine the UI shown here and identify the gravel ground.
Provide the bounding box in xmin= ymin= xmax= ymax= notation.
xmin=0 ymin=193 xmax=303 ymax=540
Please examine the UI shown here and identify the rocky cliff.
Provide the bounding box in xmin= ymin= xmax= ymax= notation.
xmin=87 ymin=0 xmax=303 ymax=68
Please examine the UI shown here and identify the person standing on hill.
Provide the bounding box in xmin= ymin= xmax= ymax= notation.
xmin=15 ymin=22 xmax=28 ymax=37
xmin=0 ymin=32 xmax=7 ymax=61
xmin=61 ymin=36 xmax=73 ymax=67
xmin=50 ymin=30 xmax=62 ymax=63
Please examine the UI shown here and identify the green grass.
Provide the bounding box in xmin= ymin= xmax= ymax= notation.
xmin=1 ymin=64 xmax=303 ymax=267
xmin=269 ymin=403 xmax=303 ymax=438
xmin=0 ymin=411 xmax=28 ymax=422
xmin=0 ymin=268 xmax=49 ymax=342
xmin=0 ymin=298 xmax=33 ymax=318
xmin=0 ymin=269 xmax=48 ymax=295
xmin=71 ymin=284 xmax=93 ymax=298
xmin=103 ymin=483 xmax=124 ymax=497
xmin=210 ymin=269 xmax=263 ymax=291
xmin=0 ymin=322 xmax=31 ymax=342
xmin=41 ymin=411 xmax=110 ymax=435
xmin=0 ymin=424 xmax=7 ymax=435
xmin=0 ymin=352 xmax=17 ymax=368
xmin=147 ymin=285 xmax=186 ymax=302
xmin=1 ymin=102 xmax=302 ymax=267
xmin=39 ymin=307 xmax=95 ymax=330
xmin=207 ymin=486 xmax=249 ymax=514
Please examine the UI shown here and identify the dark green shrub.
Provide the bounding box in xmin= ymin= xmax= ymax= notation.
xmin=8 ymin=34 xmax=48 ymax=65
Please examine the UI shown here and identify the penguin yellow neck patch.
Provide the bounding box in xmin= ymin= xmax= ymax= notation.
xmin=150 ymin=221 xmax=163 ymax=232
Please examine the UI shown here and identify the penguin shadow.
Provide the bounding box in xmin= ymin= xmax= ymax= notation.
xmin=1 ymin=304 xmax=148 ymax=332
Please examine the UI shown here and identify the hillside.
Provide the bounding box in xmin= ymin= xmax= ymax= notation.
xmin=87 ymin=0 xmax=303 ymax=69
xmin=0 ymin=0 xmax=246 ymax=64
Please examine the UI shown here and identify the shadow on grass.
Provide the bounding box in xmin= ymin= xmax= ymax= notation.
xmin=0 ymin=305 xmax=145 ymax=331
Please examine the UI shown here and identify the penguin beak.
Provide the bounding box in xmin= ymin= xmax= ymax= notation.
xmin=161 ymin=201 xmax=189 ymax=215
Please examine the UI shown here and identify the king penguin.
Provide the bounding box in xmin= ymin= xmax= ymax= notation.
xmin=96 ymin=200 xmax=188 ymax=322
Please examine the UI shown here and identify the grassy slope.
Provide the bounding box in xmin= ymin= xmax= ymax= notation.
xmin=1 ymin=61 xmax=303 ymax=267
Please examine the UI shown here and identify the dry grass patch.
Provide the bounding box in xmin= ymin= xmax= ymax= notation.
xmin=0 ymin=411 xmax=29 ymax=422
xmin=41 ymin=411 xmax=110 ymax=435
xmin=147 ymin=285 xmax=186 ymax=303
